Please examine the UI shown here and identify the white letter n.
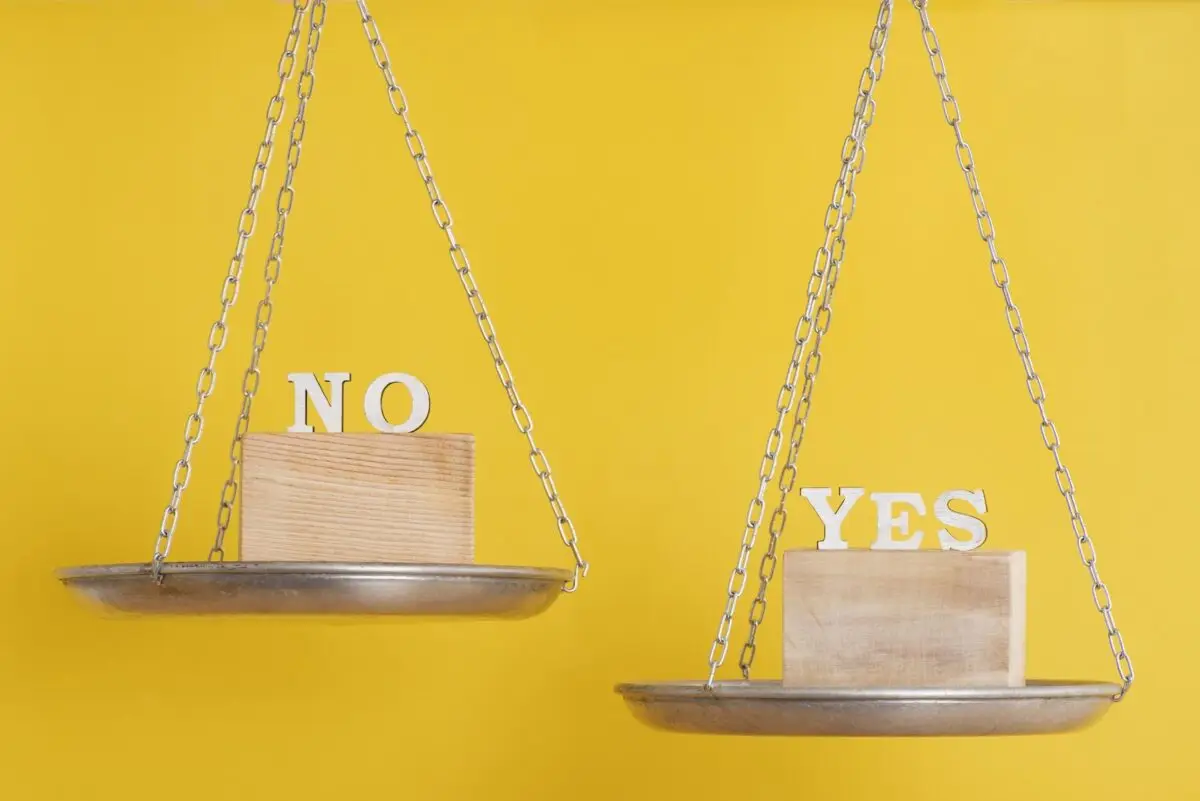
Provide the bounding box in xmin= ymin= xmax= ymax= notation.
xmin=287 ymin=372 xmax=351 ymax=433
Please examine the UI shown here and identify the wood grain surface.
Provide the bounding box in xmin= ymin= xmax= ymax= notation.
xmin=782 ymin=549 xmax=1026 ymax=688
xmin=238 ymin=432 xmax=474 ymax=563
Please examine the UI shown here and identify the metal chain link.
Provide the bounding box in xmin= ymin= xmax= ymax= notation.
xmin=911 ymin=0 xmax=1133 ymax=699
xmin=150 ymin=0 xmax=312 ymax=576
xmin=705 ymin=0 xmax=894 ymax=687
xmin=207 ymin=0 xmax=329 ymax=563
xmin=737 ymin=1 xmax=893 ymax=680
xmin=353 ymin=0 xmax=588 ymax=592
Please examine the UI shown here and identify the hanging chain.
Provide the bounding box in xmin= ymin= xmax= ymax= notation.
xmin=704 ymin=0 xmax=894 ymax=687
xmin=912 ymin=0 xmax=1133 ymax=699
xmin=736 ymin=2 xmax=893 ymax=680
xmin=150 ymin=0 xmax=312 ymax=575
xmin=354 ymin=0 xmax=589 ymax=592
xmin=207 ymin=0 xmax=329 ymax=564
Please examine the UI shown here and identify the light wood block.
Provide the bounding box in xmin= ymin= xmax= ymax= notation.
xmin=239 ymin=432 xmax=474 ymax=563
xmin=782 ymin=549 xmax=1026 ymax=688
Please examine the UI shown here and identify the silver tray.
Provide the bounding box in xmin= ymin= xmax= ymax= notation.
xmin=58 ymin=561 xmax=570 ymax=618
xmin=615 ymin=680 xmax=1118 ymax=737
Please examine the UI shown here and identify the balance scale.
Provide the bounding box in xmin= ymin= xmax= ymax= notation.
xmin=58 ymin=0 xmax=587 ymax=620
xmin=613 ymin=0 xmax=1131 ymax=738
xmin=56 ymin=0 xmax=1134 ymax=739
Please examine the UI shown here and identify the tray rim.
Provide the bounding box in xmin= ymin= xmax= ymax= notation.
xmin=57 ymin=561 xmax=573 ymax=583
xmin=615 ymin=678 xmax=1122 ymax=701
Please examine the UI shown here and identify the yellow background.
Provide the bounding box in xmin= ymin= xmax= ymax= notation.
xmin=0 ymin=0 xmax=1194 ymax=798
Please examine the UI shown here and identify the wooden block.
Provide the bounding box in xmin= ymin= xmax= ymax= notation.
xmin=782 ymin=549 xmax=1025 ymax=688
xmin=239 ymin=432 xmax=474 ymax=563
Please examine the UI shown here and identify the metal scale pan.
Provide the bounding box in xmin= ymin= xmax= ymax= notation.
xmin=59 ymin=0 xmax=589 ymax=620
xmin=616 ymin=0 xmax=1136 ymax=740
xmin=58 ymin=562 xmax=571 ymax=618
xmin=616 ymin=681 xmax=1120 ymax=737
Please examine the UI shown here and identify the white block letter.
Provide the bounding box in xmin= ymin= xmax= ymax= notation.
xmin=935 ymin=489 xmax=988 ymax=551
xmin=364 ymin=373 xmax=431 ymax=433
xmin=871 ymin=492 xmax=925 ymax=550
xmin=287 ymin=372 xmax=351 ymax=433
xmin=802 ymin=487 xmax=865 ymax=550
